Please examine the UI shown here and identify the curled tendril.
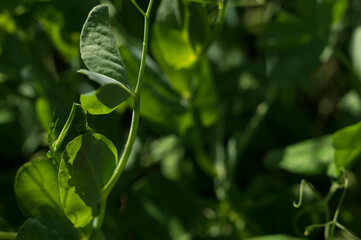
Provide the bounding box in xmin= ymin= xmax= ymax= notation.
xmin=304 ymin=222 xmax=333 ymax=237
xmin=299 ymin=170 xmax=357 ymax=239
xmin=293 ymin=179 xmax=320 ymax=208
xmin=293 ymin=179 xmax=306 ymax=208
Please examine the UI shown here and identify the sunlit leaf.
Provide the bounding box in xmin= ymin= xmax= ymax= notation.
xmin=192 ymin=56 xmax=219 ymax=127
xmin=80 ymin=4 xmax=131 ymax=114
xmin=79 ymin=69 xmax=135 ymax=115
xmin=264 ymin=135 xmax=336 ymax=177
xmin=58 ymin=133 xmax=117 ymax=227
xmin=35 ymin=97 xmax=52 ymax=131
xmin=80 ymin=83 xmax=131 ymax=115
xmin=151 ymin=0 xmax=198 ymax=71
xmin=332 ymin=121 xmax=361 ymax=173
xmin=14 ymin=158 xmax=64 ymax=218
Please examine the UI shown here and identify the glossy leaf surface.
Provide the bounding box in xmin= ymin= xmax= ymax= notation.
xmin=15 ymin=158 xmax=64 ymax=218
xmin=58 ymin=133 xmax=117 ymax=227
xmin=80 ymin=4 xmax=131 ymax=114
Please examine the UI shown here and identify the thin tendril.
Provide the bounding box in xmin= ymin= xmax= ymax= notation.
xmin=305 ymin=221 xmax=333 ymax=236
xmin=335 ymin=222 xmax=361 ymax=240
xmin=293 ymin=179 xmax=321 ymax=208
xmin=293 ymin=179 xmax=306 ymax=208
xmin=329 ymin=169 xmax=349 ymax=239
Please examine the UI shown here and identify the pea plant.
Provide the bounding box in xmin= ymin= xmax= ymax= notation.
xmin=1 ymin=1 xmax=155 ymax=239
xmin=1 ymin=0 xmax=361 ymax=239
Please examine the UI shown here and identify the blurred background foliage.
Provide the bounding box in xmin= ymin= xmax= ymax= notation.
xmin=1 ymin=0 xmax=361 ymax=239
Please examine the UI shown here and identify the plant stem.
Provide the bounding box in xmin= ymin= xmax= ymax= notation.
xmin=102 ymin=0 xmax=154 ymax=199
xmin=94 ymin=1 xmax=154 ymax=237
xmin=90 ymin=197 xmax=107 ymax=239
xmin=329 ymin=172 xmax=349 ymax=239
xmin=324 ymin=182 xmax=338 ymax=239
xmin=131 ymin=0 xmax=146 ymax=16
xmin=233 ymin=86 xmax=277 ymax=179
xmin=335 ymin=222 xmax=361 ymax=240
xmin=0 ymin=232 xmax=17 ymax=240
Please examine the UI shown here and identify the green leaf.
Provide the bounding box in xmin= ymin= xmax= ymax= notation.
xmin=351 ymin=26 xmax=361 ymax=79
xmin=78 ymin=69 xmax=135 ymax=96
xmin=269 ymin=42 xmax=324 ymax=87
xmin=191 ymin=56 xmax=219 ymax=127
xmin=51 ymin=103 xmax=90 ymax=166
xmin=80 ymin=4 xmax=131 ymax=114
xmin=151 ymin=0 xmax=199 ymax=71
xmin=80 ymin=83 xmax=131 ymax=115
xmin=78 ymin=68 xmax=135 ymax=115
xmin=16 ymin=218 xmax=79 ymax=240
xmin=332 ymin=121 xmax=361 ymax=173
xmin=258 ymin=0 xmax=347 ymax=52
xmin=264 ymin=135 xmax=336 ymax=177
xmin=38 ymin=15 xmax=79 ymax=63
xmin=14 ymin=158 xmax=65 ymax=218
xmin=118 ymin=44 xmax=193 ymax=134
xmin=58 ymin=133 xmax=117 ymax=227
xmin=35 ymin=97 xmax=52 ymax=131
xmin=187 ymin=3 xmax=210 ymax=54
xmin=246 ymin=234 xmax=305 ymax=240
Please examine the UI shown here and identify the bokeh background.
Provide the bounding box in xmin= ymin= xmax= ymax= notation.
xmin=1 ymin=0 xmax=361 ymax=239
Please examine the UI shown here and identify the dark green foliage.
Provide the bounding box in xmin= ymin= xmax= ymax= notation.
xmin=1 ymin=0 xmax=361 ymax=239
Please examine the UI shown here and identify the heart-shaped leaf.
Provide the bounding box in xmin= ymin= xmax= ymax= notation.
xmin=80 ymin=4 xmax=132 ymax=114
xmin=58 ymin=133 xmax=117 ymax=227
xmin=15 ymin=158 xmax=64 ymax=218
